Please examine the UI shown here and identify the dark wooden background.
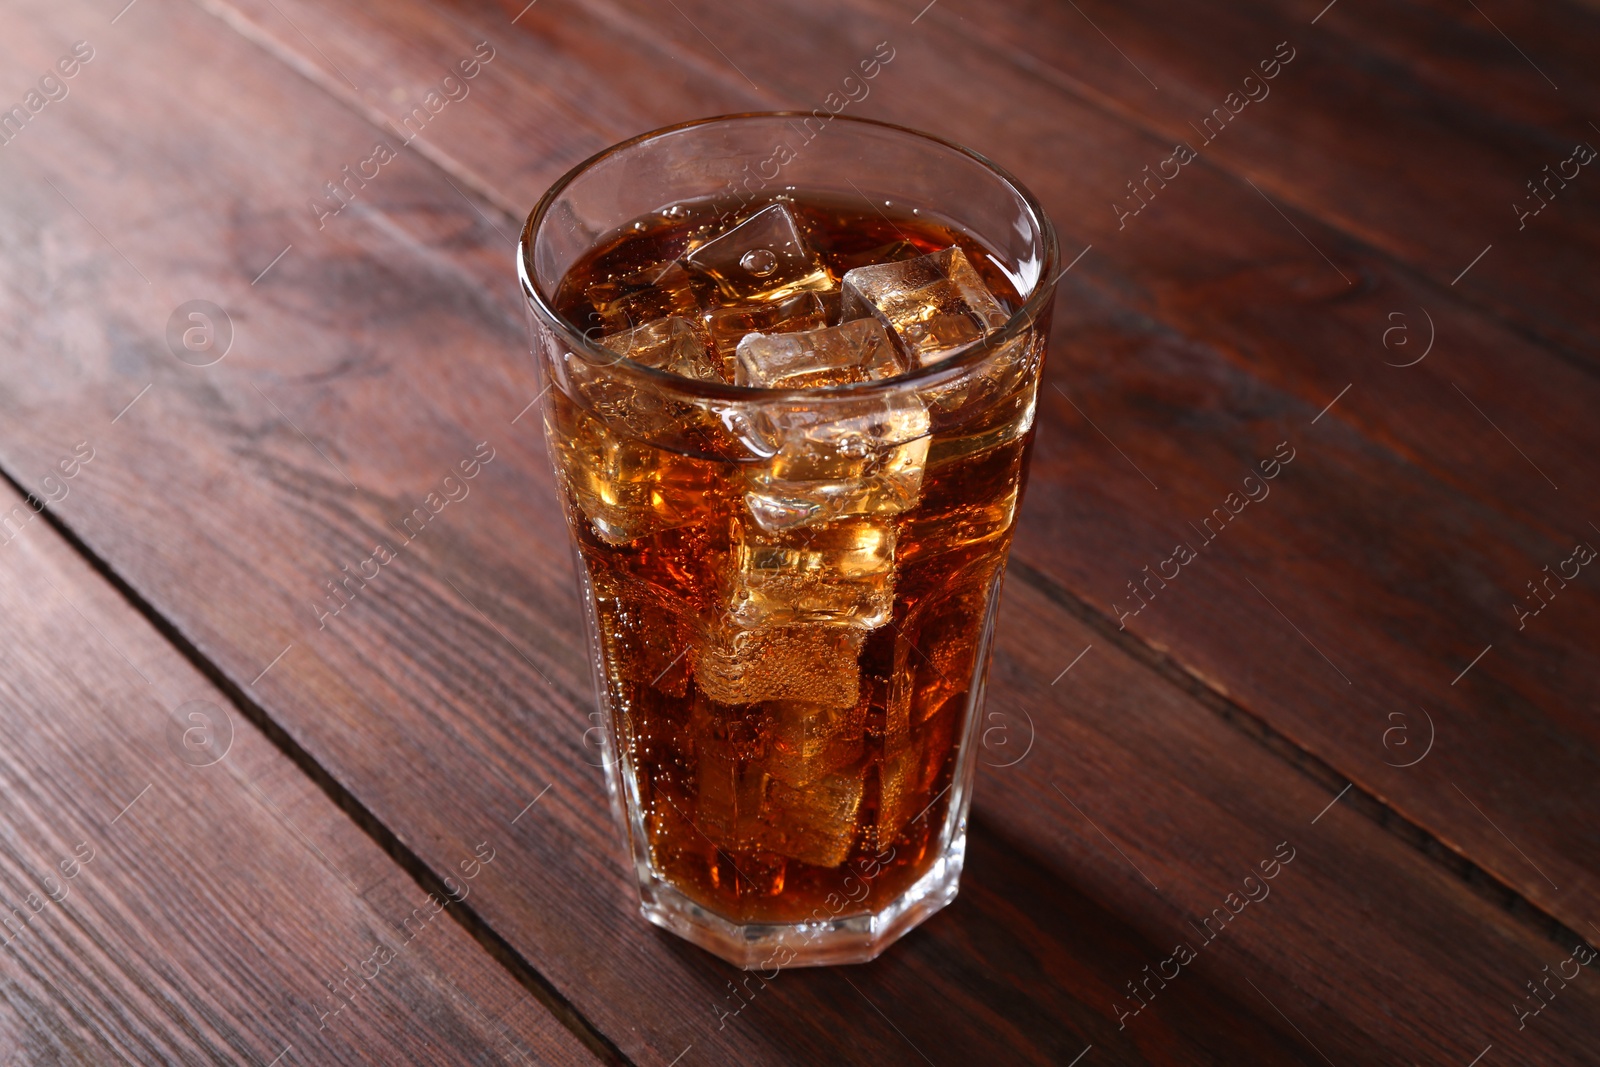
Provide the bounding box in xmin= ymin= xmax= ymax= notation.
xmin=0 ymin=0 xmax=1596 ymax=1062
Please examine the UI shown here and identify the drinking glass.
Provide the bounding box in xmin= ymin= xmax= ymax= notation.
xmin=519 ymin=113 xmax=1057 ymax=967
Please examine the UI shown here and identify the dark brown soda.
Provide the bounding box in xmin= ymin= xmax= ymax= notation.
xmin=548 ymin=193 xmax=1041 ymax=925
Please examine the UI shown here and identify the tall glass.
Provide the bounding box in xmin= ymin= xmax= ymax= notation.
xmin=519 ymin=114 xmax=1057 ymax=967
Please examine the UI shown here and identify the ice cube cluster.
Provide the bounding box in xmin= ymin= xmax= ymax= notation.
xmin=565 ymin=201 xmax=1021 ymax=871
xmin=587 ymin=202 xmax=1009 ymax=386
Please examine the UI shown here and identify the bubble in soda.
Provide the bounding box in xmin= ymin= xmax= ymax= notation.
xmin=547 ymin=193 xmax=1038 ymax=922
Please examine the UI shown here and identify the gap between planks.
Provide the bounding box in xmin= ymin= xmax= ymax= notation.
xmin=135 ymin=0 xmax=1600 ymax=991
xmin=1006 ymin=557 xmax=1591 ymax=959
xmin=210 ymin=0 xmax=1600 ymax=586
xmin=2 ymin=423 xmax=1585 ymax=1058
xmin=0 ymin=462 xmax=635 ymax=1067
xmin=896 ymin=0 xmax=1600 ymax=383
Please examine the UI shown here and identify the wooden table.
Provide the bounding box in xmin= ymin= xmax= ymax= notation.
xmin=1 ymin=0 xmax=1596 ymax=1062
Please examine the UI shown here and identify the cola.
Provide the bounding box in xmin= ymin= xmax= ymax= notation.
xmin=545 ymin=193 xmax=1042 ymax=925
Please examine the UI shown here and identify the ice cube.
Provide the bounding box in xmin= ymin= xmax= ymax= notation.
xmin=703 ymin=292 xmax=828 ymax=378
xmin=875 ymin=579 xmax=992 ymax=842
xmin=876 ymin=710 xmax=956 ymax=845
xmin=764 ymin=700 xmax=867 ymax=787
xmin=728 ymin=517 xmax=896 ymax=629
xmin=693 ymin=620 xmax=862 ymax=710
xmin=589 ymin=568 xmax=694 ymax=698
xmin=587 ymin=260 xmax=704 ymax=333
xmin=685 ymin=203 xmax=832 ymax=302
xmin=894 ymin=469 xmax=1020 ymax=575
xmin=695 ymin=735 xmax=770 ymax=851
xmin=598 ymin=316 xmax=722 ymax=383
xmin=883 ymin=576 xmax=992 ymax=732
xmin=841 ymin=246 xmax=1009 ymax=366
xmin=553 ymin=408 xmax=719 ymax=544
xmin=735 ymin=318 xmax=906 ymax=390
xmin=759 ymin=769 xmax=864 ymax=869
xmin=743 ymin=397 xmax=931 ymax=532
xmin=920 ymin=330 xmax=1040 ymax=433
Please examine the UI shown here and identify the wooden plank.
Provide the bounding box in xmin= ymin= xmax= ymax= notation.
xmin=984 ymin=581 xmax=1600 ymax=1066
xmin=3 ymin=0 xmax=1599 ymax=1062
xmin=921 ymin=0 xmax=1600 ymax=364
xmin=206 ymin=0 xmax=1600 ymax=936
xmin=1280 ymin=0 xmax=1600 ymax=143
xmin=241 ymin=0 xmax=1600 ymax=590
xmin=646 ymin=0 xmax=1600 ymax=918
xmin=0 ymin=479 xmax=601 ymax=1064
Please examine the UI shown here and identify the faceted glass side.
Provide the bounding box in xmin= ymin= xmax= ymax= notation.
xmin=520 ymin=114 xmax=1057 ymax=969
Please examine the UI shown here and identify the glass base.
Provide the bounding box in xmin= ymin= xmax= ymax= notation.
xmin=638 ymin=825 xmax=968 ymax=969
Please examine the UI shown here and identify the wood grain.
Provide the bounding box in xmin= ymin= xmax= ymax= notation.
xmin=931 ymin=0 xmax=1600 ymax=364
xmin=209 ymin=0 xmax=1600 ymax=937
xmin=2 ymin=0 xmax=1599 ymax=1063
xmin=0 ymin=476 xmax=601 ymax=1064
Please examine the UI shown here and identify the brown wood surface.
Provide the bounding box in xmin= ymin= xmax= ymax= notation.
xmin=950 ymin=0 xmax=1600 ymax=367
xmin=220 ymin=0 xmax=1600 ymax=944
xmin=0 ymin=485 xmax=600 ymax=1064
xmin=0 ymin=0 xmax=1596 ymax=1064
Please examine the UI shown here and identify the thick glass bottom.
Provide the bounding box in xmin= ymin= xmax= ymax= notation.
xmin=638 ymin=823 xmax=967 ymax=969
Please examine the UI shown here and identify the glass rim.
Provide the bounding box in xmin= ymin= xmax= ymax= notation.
xmin=518 ymin=111 xmax=1060 ymax=401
